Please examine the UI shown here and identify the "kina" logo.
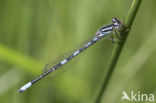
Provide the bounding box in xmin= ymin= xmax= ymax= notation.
xmin=121 ymin=91 xmax=155 ymax=102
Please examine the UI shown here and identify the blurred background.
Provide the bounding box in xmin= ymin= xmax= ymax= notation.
xmin=0 ymin=0 xmax=156 ymax=103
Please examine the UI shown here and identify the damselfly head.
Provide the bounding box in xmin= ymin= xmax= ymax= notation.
xmin=112 ymin=17 xmax=122 ymax=27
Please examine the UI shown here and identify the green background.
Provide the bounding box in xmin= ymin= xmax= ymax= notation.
xmin=0 ymin=0 xmax=156 ymax=103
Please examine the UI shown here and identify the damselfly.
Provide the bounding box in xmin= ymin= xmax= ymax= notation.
xmin=18 ymin=17 xmax=124 ymax=93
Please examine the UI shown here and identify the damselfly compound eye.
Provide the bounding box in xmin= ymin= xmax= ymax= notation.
xmin=112 ymin=17 xmax=122 ymax=26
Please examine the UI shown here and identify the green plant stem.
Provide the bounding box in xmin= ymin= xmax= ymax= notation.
xmin=95 ymin=0 xmax=142 ymax=103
